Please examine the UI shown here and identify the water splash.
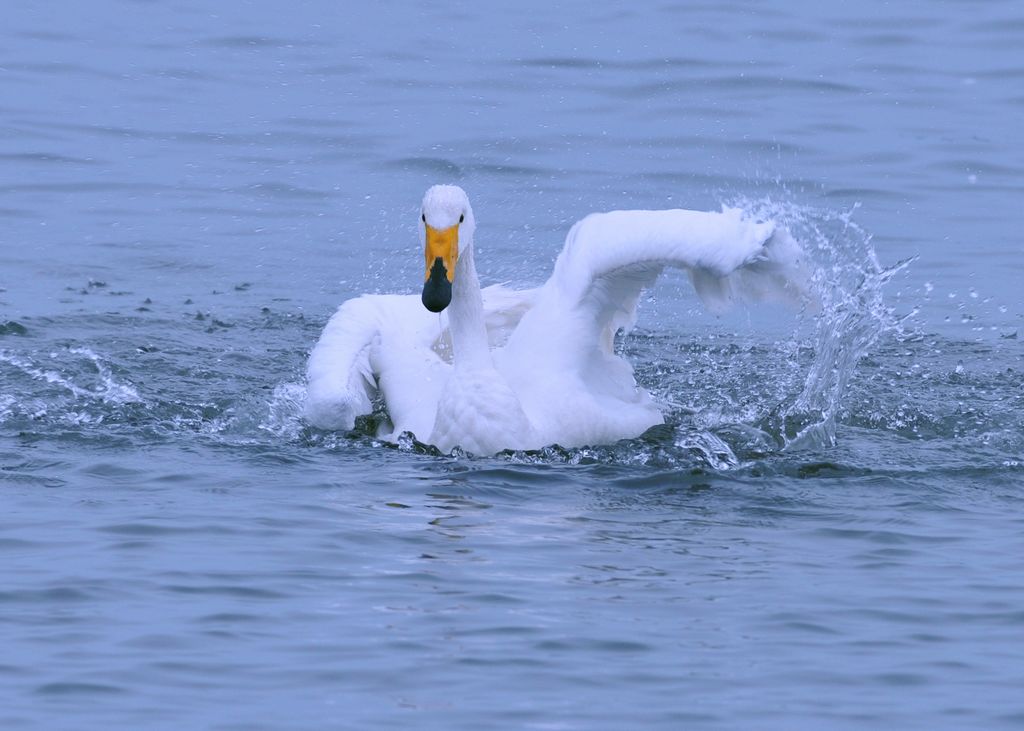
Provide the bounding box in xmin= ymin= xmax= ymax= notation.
xmin=68 ymin=347 xmax=142 ymax=405
xmin=259 ymin=382 xmax=308 ymax=439
xmin=736 ymin=199 xmax=911 ymax=450
xmin=673 ymin=427 xmax=740 ymax=469
xmin=0 ymin=346 xmax=141 ymax=428
xmin=0 ymin=349 xmax=96 ymax=401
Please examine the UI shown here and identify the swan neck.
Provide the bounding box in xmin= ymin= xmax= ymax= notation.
xmin=449 ymin=246 xmax=490 ymax=369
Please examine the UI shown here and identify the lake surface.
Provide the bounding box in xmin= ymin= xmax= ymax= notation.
xmin=2 ymin=1 xmax=1023 ymax=729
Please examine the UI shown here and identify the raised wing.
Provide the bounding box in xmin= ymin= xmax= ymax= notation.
xmin=495 ymin=206 xmax=810 ymax=445
xmin=545 ymin=206 xmax=808 ymax=350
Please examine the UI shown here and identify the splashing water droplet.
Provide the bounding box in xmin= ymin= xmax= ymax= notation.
xmin=733 ymin=198 xmax=908 ymax=451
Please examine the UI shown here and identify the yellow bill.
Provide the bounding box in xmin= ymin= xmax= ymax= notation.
xmin=422 ymin=223 xmax=459 ymax=312
xmin=424 ymin=224 xmax=459 ymax=283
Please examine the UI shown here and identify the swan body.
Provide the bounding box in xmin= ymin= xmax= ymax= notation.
xmin=305 ymin=185 xmax=808 ymax=454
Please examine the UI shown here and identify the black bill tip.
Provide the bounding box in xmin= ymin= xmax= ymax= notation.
xmin=422 ymin=257 xmax=452 ymax=313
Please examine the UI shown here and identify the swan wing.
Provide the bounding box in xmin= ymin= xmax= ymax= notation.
xmin=480 ymin=283 xmax=540 ymax=347
xmin=498 ymin=206 xmax=809 ymax=447
xmin=546 ymin=206 xmax=807 ymax=348
xmin=305 ymin=286 xmax=538 ymax=435
xmin=304 ymin=294 xmax=397 ymax=431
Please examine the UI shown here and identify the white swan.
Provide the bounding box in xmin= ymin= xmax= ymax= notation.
xmin=305 ymin=185 xmax=808 ymax=455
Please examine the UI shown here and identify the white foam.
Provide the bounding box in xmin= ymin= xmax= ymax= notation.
xmin=69 ymin=347 xmax=142 ymax=405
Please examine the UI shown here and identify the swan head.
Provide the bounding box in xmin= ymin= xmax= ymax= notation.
xmin=420 ymin=185 xmax=474 ymax=313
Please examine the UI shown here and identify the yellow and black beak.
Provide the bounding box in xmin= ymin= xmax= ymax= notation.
xmin=422 ymin=223 xmax=459 ymax=313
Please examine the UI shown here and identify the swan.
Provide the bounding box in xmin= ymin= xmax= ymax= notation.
xmin=305 ymin=185 xmax=808 ymax=455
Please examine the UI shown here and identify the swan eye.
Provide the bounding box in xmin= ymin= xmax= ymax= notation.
xmin=421 ymin=213 xmax=426 ymax=223
xmin=459 ymin=214 xmax=465 ymax=223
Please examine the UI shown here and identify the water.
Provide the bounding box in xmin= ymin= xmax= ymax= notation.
xmin=2 ymin=1 xmax=1023 ymax=728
